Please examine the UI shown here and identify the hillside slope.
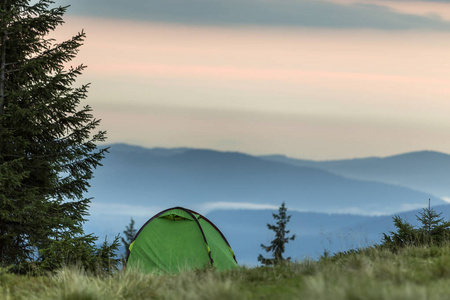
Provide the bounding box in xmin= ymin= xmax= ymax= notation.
xmin=5 ymin=243 xmax=450 ymax=300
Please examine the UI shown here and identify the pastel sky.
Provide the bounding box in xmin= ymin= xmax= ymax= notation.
xmin=52 ymin=0 xmax=450 ymax=159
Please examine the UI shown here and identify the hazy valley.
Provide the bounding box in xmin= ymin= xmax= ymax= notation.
xmin=84 ymin=143 xmax=450 ymax=264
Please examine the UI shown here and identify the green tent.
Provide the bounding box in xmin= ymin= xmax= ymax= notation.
xmin=125 ymin=207 xmax=238 ymax=274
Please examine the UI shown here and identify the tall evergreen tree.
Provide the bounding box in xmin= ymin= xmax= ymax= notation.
xmin=258 ymin=202 xmax=296 ymax=265
xmin=0 ymin=0 xmax=114 ymax=272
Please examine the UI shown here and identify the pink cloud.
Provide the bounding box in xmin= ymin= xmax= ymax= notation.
xmin=51 ymin=16 xmax=450 ymax=159
xmin=88 ymin=62 xmax=449 ymax=88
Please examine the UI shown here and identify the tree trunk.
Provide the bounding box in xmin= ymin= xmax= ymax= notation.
xmin=0 ymin=0 xmax=8 ymax=115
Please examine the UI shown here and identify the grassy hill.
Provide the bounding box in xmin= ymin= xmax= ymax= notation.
xmin=3 ymin=243 xmax=450 ymax=300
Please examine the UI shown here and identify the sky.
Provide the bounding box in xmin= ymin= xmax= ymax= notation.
xmin=52 ymin=0 xmax=450 ymax=160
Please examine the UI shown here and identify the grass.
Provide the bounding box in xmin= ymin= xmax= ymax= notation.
xmin=2 ymin=244 xmax=450 ymax=300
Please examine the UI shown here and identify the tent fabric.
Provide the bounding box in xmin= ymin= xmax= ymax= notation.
xmin=125 ymin=207 xmax=238 ymax=274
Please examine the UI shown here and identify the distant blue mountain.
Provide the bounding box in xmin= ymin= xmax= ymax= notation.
xmin=85 ymin=144 xmax=449 ymax=264
xmin=205 ymin=204 xmax=450 ymax=265
xmin=88 ymin=144 xmax=442 ymax=215
xmin=260 ymin=150 xmax=450 ymax=198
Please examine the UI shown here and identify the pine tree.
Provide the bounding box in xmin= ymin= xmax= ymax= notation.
xmin=381 ymin=215 xmax=419 ymax=250
xmin=381 ymin=199 xmax=450 ymax=251
xmin=121 ymin=218 xmax=137 ymax=259
xmin=258 ymin=202 xmax=296 ymax=265
xmin=416 ymin=199 xmax=447 ymax=239
xmin=0 ymin=0 xmax=116 ymax=273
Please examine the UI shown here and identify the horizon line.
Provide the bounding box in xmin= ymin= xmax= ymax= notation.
xmin=98 ymin=141 xmax=449 ymax=162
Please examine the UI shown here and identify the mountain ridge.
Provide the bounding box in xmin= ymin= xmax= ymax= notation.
xmin=89 ymin=143 xmax=443 ymax=216
xmin=259 ymin=149 xmax=450 ymax=198
xmin=105 ymin=143 xmax=449 ymax=164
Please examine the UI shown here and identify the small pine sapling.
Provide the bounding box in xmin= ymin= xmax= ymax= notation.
xmin=121 ymin=218 xmax=137 ymax=259
xmin=416 ymin=199 xmax=450 ymax=244
xmin=258 ymin=202 xmax=296 ymax=265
